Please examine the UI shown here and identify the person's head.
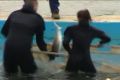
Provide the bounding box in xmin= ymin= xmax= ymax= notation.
xmin=77 ymin=9 xmax=92 ymax=22
xmin=23 ymin=0 xmax=38 ymax=12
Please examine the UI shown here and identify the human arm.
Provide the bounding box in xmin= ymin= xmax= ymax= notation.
xmin=94 ymin=29 xmax=111 ymax=47
xmin=36 ymin=18 xmax=47 ymax=51
xmin=1 ymin=15 xmax=12 ymax=37
xmin=63 ymin=27 xmax=72 ymax=54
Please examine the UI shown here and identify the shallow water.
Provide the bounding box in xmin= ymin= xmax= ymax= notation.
xmin=0 ymin=51 xmax=120 ymax=80
xmin=0 ymin=60 xmax=120 ymax=80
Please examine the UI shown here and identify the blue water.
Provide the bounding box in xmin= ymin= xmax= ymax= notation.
xmin=0 ymin=20 xmax=120 ymax=80
xmin=45 ymin=21 xmax=120 ymax=45
xmin=1 ymin=20 xmax=120 ymax=44
xmin=0 ymin=20 xmax=120 ymax=63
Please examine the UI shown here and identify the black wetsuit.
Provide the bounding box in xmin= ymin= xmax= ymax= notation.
xmin=63 ymin=23 xmax=111 ymax=73
xmin=1 ymin=5 xmax=47 ymax=74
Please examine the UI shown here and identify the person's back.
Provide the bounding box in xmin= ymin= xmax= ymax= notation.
xmin=1 ymin=0 xmax=47 ymax=74
xmin=65 ymin=25 xmax=110 ymax=56
xmin=5 ymin=10 xmax=43 ymax=50
xmin=67 ymin=26 xmax=93 ymax=55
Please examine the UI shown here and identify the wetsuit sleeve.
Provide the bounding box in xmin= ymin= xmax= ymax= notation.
xmin=94 ymin=30 xmax=111 ymax=45
xmin=36 ymin=18 xmax=47 ymax=51
xmin=1 ymin=15 xmax=12 ymax=37
xmin=63 ymin=27 xmax=72 ymax=54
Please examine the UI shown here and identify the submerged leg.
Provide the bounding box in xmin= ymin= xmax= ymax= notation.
xmin=19 ymin=52 xmax=37 ymax=74
xmin=48 ymin=54 xmax=56 ymax=61
xmin=3 ymin=50 xmax=18 ymax=74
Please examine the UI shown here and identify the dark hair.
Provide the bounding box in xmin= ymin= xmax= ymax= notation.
xmin=22 ymin=0 xmax=37 ymax=13
xmin=77 ymin=9 xmax=92 ymax=21
xmin=23 ymin=0 xmax=37 ymax=3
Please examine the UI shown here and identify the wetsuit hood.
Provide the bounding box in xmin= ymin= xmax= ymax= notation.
xmin=21 ymin=4 xmax=36 ymax=13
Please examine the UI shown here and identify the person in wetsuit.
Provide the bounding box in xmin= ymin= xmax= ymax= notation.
xmin=63 ymin=9 xmax=111 ymax=73
xmin=1 ymin=0 xmax=47 ymax=74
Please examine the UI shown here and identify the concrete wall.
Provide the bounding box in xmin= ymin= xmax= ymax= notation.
xmin=0 ymin=1 xmax=120 ymax=18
